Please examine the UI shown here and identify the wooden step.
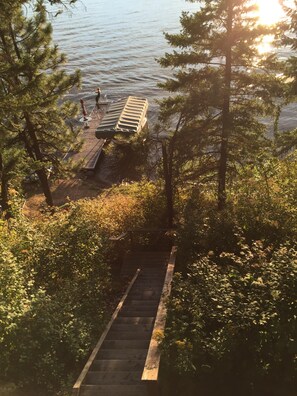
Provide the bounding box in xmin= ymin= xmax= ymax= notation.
xmin=126 ymin=292 xmax=160 ymax=297
xmin=137 ymin=260 xmax=167 ymax=263
xmin=120 ymin=305 xmax=158 ymax=312
xmin=131 ymin=283 xmax=163 ymax=288
xmin=124 ymin=258 xmax=167 ymax=262
xmin=114 ymin=317 xmax=155 ymax=325
xmin=125 ymin=252 xmax=169 ymax=257
xmin=79 ymin=384 xmax=148 ymax=396
xmin=106 ymin=330 xmax=151 ymax=340
xmin=122 ymin=265 xmax=166 ymax=272
xmin=124 ymin=259 xmax=168 ymax=264
xmin=131 ymin=285 xmax=163 ymax=290
xmin=118 ymin=310 xmax=157 ymax=317
xmin=136 ymin=278 xmax=164 ymax=282
xmin=101 ymin=340 xmax=150 ymax=350
xmin=139 ymin=272 xmax=166 ymax=276
xmin=138 ymin=273 xmax=165 ymax=276
xmin=135 ymin=279 xmax=164 ymax=284
xmin=125 ymin=256 xmax=167 ymax=260
xmin=85 ymin=370 xmax=142 ymax=384
xmin=110 ymin=323 xmax=153 ymax=332
xmin=91 ymin=359 xmax=145 ymax=372
xmin=123 ymin=300 xmax=159 ymax=307
xmin=127 ymin=293 xmax=160 ymax=300
xmin=96 ymin=348 xmax=148 ymax=360
xmin=122 ymin=265 xmax=166 ymax=271
xmin=125 ymin=293 xmax=161 ymax=300
xmin=134 ymin=276 xmax=164 ymax=281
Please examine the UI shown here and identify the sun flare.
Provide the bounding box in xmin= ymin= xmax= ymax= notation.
xmin=257 ymin=0 xmax=284 ymax=25
xmin=256 ymin=0 xmax=285 ymax=53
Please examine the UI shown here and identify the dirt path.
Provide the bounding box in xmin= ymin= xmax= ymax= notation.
xmin=23 ymin=177 xmax=103 ymax=219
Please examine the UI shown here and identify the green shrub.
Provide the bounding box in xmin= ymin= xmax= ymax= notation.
xmin=1 ymin=209 xmax=111 ymax=394
xmin=161 ymin=242 xmax=297 ymax=395
xmin=0 ymin=181 xmax=166 ymax=394
xmin=0 ymin=239 xmax=29 ymax=376
xmin=176 ymin=156 xmax=297 ymax=272
xmin=231 ymin=156 xmax=297 ymax=246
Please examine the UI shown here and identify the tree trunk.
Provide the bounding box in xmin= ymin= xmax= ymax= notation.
xmin=35 ymin=168 xmax=53 ymax=206
xmin=218 ymin=1 xmax=233 ymax=210
xmin=162 ymin=140 xmax=174 ymax=228
xmin=0 ymin=154 xmax=11 ymax=218
xmin=24 ymin=114 xmax=53 ymax=206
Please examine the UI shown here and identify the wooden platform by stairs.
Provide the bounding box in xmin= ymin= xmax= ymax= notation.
xmin=67 ymin=106 xmax=106 ymax=171
xmin=73 ymin=248 xmax=176 ymax=396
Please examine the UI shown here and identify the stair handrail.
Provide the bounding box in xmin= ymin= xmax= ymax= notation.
xmin=72 ymin=268 xmax=141 ymax=396
xmin=141 ymin=246 xmax=177 ymax=382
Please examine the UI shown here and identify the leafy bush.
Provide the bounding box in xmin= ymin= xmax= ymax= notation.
xmin=0 ymin=238 xmax=29 ymax=376
xmin=175 ymin=156 xmax=297 ymax=271
xmin=231 ymin=156 xmax=297 ymax=246
xmin=0 ymin=181 xmax=166 ymax=394
xmin=161 ymin=242 xmax=297 ymax=395
xmin=0 ymin=210 xmax=111 ymax=394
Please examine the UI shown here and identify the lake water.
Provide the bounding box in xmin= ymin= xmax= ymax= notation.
xmin=50 ymin=0 xmax=197 ymax=121
xmin=51 ymin=0 xmax=296 ymax=128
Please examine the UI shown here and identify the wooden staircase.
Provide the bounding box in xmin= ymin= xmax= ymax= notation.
xmin=73 ymin=248 xmax=176 ymax=396
xmin=121 ymin=251 xmax=170 ymax=276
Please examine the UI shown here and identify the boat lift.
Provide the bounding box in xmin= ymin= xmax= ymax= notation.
xmin=95 ymin=96 xmax=148 ymax=140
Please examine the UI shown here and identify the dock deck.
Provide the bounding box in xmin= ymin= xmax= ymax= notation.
xmin=67 ymin=96 xmax=148 ymax=171
xmin=68 ymin=106 xmax=106 ymax=171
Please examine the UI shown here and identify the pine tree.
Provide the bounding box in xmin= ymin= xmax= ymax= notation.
xmin=275 ymin=0 xmax=297 ymax=152
xmin=0 ymin=1 xmax=80 ymax=206
xmin=158 ymin=0 xmax=284 ymax=210
xmin=284 ymin=0 xmax=297 ymax=85
xmin=0 ymin=139 xmax=26 ymax=218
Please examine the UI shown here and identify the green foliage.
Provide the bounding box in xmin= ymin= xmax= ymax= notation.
xmin=0 ymin=208 xmax=111 ymax=394
xmin=0 ymin=142 xmax=28 ymax=217
xmin=0 ymin=181 xmax=166 ymax=394
xmin=157 ymin=0 xmax=286 ymax=209
xmin=0 ymin=231 xmax=29 ymax=375
xmin=109 ymin=130 xmax=151 ymax=181
xmin=231 ymin=155 xmax=297 ymax=245
xmin=175 ymin=155 xmax=297 ymax=268
xmin=162 ymin=153 xmax=297 ymax=394
xmin=8 ymin=288 xmax=99 ymax=393
xmin=27 ymin=209 xmax=107 ymax=291
xmin=0 ymin=1 xmax=80 ymax=206
xmin=95 ymin=180 xmax=167 ymax=231
xmin=162 ymin=243 xmax=297 ymax=395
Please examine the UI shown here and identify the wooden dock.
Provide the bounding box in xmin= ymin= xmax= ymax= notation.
xmin=68 ymin=106 xmax=106 ymax=171
xmin=67 ymin=96 xmax=149 ymax=171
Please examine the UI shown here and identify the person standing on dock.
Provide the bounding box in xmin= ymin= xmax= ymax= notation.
xmin=80 ymin=99 xmax=88 ymax=120
xmin=80 ymin=99 xmax=90 ymax=128
xmin=95 ymin=87 xmax=101 ymax=109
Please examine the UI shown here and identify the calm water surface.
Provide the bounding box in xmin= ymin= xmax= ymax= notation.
xmin=51 ymin=0 xmax=296 ymax=128
xmin=51 ymin=0 xmax=197 ymax=119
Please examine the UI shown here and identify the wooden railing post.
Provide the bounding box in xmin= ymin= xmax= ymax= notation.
xmin=145 ymin=380 xmax=161 ymax=396
xmin=141 ymin=246 xmax=177 ymax=388
xmin=129 ymin=230 xmax=133 ymax=248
